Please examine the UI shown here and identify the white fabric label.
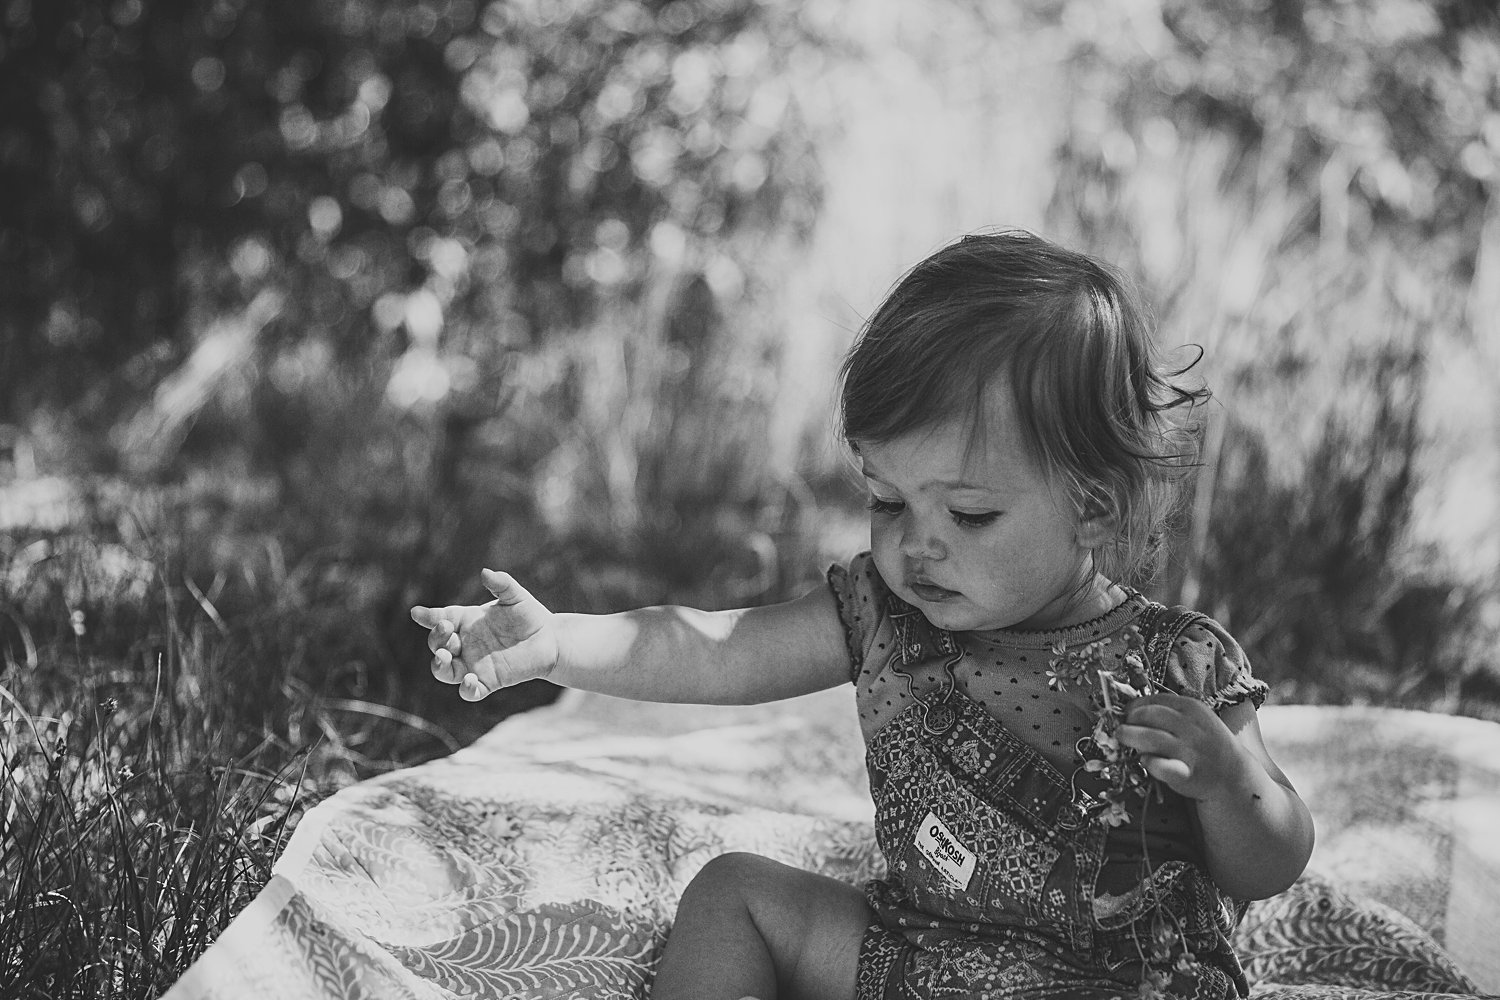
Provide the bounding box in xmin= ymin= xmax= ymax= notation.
xmin=914 ymin=811 xmax=976 ymax=890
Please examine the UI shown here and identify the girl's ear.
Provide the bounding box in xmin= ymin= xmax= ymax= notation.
xmin=1073 ymin=500 xmax=1116 ymax=549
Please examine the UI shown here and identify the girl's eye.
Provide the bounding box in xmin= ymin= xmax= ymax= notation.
xmin=866 ymin=497 xmax=904 ymax=517
xmin=951 ymin=510 xmax=1001 ymax=528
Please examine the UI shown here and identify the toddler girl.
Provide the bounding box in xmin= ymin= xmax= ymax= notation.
xmin=411 ymin=230 xmax=1315 ymax=1000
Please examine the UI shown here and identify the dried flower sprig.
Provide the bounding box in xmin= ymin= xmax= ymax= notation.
xmin=1047 ymin=625 xmax=1157 ymax=828
xmin=1048 ymin=623 xmax=1197 ymax=999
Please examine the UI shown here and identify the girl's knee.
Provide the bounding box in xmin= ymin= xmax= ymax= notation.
xmin=673 ymin=853 xmax=867 ymax=999
xmin=681 ymin=851 xmax=780 ymax=901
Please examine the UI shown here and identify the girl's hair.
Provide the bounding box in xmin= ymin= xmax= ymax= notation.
xmin=838 ymin=230 xmax=1209 ymax=585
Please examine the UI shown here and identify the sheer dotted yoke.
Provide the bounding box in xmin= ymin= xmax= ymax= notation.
xmin=827 ymin=553 xmax=1270 ymax=1000
xmin=834 ymin=553 xmax=1264 ymax=763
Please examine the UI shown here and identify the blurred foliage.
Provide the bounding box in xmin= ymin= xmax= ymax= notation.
xmin=1 ymin=0 xmax=832 ymax=725
xmin=2 ymin=0 xmax=821 ymax=417
xmin=1041 ymin=0 xmax=1500 ymax=708
xmin=1048 ymin=0 xmax=1500 ymax=276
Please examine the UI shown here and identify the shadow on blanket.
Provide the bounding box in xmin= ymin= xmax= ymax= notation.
xmin=163 ymin=689 xmax=1500 ymax=1000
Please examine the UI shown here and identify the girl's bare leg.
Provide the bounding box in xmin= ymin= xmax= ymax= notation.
xmin=652 ymin=852 xmax=873 ymax=1000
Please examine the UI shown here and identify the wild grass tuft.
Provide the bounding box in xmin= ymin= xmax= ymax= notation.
xmin=0 ymin=689 xmax=306 ymax=997
xmin=0 ymin=487 xmax=468 ymax=998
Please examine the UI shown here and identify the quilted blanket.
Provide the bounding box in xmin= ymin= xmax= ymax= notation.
xmin=162 ymin=688 xmax=1500 ymax=999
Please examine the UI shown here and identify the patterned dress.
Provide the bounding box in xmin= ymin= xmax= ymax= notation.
xmin=828 ymin=553 xmax=1271 ymax=1000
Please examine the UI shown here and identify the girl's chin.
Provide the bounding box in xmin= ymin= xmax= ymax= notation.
xmin=910 ymin=600 xmax=987 ymax=632
xmin=909 ymin=594 xmax=1038 ymax=632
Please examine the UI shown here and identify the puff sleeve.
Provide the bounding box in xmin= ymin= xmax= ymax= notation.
xmin=825 ymin=551 xmax=893 ymax=684
xmin=1160 ymin=616 xmax=1270 ymax=711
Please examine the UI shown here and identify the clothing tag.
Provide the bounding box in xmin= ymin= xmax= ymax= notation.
xmin=914 ymin=811 xmax=976 ymax=890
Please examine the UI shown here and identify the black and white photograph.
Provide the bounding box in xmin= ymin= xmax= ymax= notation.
xmin=2 ymin=1 xmax=1499 ymax=997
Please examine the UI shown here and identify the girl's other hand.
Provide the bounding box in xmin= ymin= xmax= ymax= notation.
xmin=409 ymin=569 xmax=561 ymax=701
xmin=1115 ymin=693 xmax=1253 ymax=801
xmin=1121 ymin=691 xmax=1314 ymax=899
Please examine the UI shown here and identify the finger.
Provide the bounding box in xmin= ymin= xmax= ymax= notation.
xmin=1124 ymin=702 xmax=1186 ymax=728
xmin=426 ymin=619 xmax=454 ymax=655
xmin=1126 ymin=691 xmax=1192 ymax=711
xmin=431 ymin=647 xmax=461 ymax=683
xmin=414 ymin=604 xmax=472 ymax=630
xmin=410 ymin=605 xmax=443 ymax=628
xmin=1116 ymin=723 xmax=1177 ymax=757
xmin=460 ymin=672 xmax=490 ymax=701
xmin=482 ymin=569 xmax=535 ymax=607
xmin=444 ymin=631 xmax=461 ymax=655
xmin=1140 ymin=754 xmax=1192 ymax=786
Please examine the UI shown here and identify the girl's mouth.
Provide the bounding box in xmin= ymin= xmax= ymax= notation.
xmin=909 ymin=580 xmax=959 ymax=602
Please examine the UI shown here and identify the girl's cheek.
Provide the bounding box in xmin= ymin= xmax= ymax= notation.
xmin=867 ymin=522 xmax=901 ymax=573
xmin=872 ymin=521 xmax=906 ymax=559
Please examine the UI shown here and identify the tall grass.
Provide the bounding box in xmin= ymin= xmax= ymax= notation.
xmin=0 ymin=693 xmax=303 ymax=996
xmin=0 ymin=487 xmax=483 ymax=998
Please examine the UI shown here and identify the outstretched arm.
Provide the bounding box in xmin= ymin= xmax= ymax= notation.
xmin=411 ymin=569 xmax=853 ymax=706
xmin=1117 ymin=694 xmax=1315 ymax=900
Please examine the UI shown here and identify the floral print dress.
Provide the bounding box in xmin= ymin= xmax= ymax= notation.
xmin=828 ymin=553 xmax=1271 ymax=1000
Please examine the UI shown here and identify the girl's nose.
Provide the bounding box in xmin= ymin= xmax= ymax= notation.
xmin=898 ymin=519 xmax=945 ymax=560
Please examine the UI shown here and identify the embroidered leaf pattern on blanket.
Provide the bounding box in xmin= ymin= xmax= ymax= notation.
xmin=390 ymin=903 xmax=655 ymax=998
xmin=278 ymin=890 xmax=443 ymax=1000
xmin=1237 ymin=875 xmax=1477 ymax=995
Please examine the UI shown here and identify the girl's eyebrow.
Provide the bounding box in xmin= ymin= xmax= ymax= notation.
xmin=859 ymin=460 xmax=999 ymax=493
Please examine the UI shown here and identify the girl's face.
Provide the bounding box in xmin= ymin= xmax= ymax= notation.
xmin=857 ymin=390 xmax=1115 ymax=633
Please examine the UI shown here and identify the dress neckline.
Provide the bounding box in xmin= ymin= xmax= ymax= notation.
xmin=966 ymin=590 xmax=1151 ymax=650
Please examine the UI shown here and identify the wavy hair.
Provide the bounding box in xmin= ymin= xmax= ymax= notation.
xmin=838 ymin=230 xmax=1209 ymax=585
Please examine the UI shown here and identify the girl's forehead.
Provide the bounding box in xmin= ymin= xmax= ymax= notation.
xmin=857 ymin=405 xmax=1039 ymax=486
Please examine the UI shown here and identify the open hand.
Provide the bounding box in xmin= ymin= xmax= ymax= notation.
xmin=409 ymin=569 xmax=560 ymax=701
xmin=1115 ymin=692 xmax=1251 ymax=800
